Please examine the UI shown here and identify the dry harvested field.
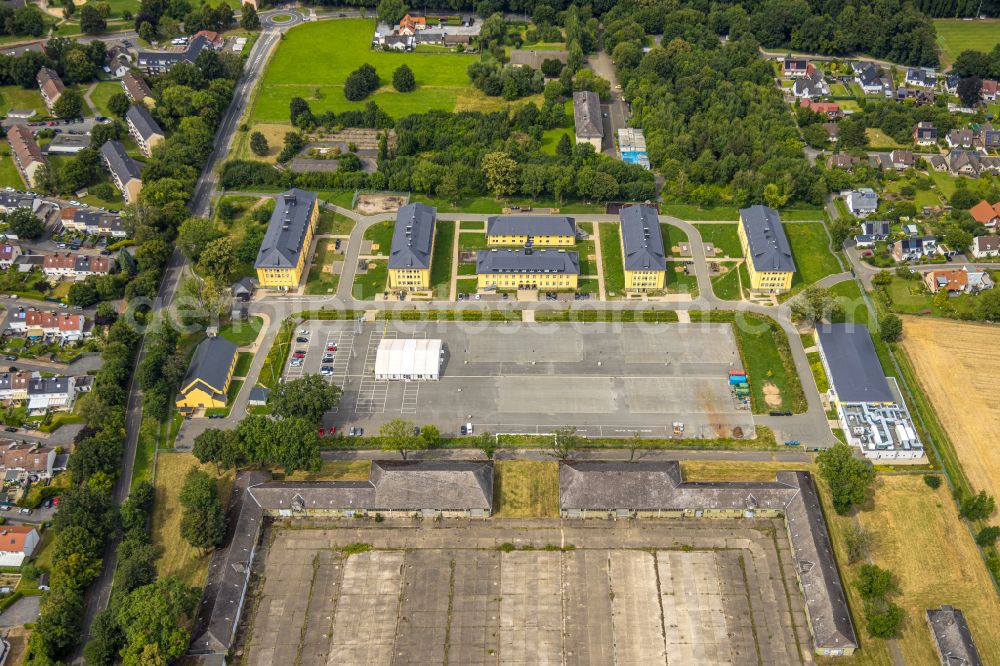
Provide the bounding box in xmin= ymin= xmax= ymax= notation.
xmin=901 ymin=317 xmax=1000 ymax=497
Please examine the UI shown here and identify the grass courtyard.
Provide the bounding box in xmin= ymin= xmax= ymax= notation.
xmin=251 ymin=19 xmax=497 ymax=122
xmin=694 ymin=224 xmax=742 ymax=258
xmin=786 ymin=222 xmax=841 ymax=287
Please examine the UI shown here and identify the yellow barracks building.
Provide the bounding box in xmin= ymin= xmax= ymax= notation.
xmin=476 ymin=248 xmax=579 ymax=291
xmin=487 ymin=215 xmax=577 ymax=247
xmin=176 ymin=337 xmax=238 ymax=410
xmin=619 ymin=204 xmax=666 ymax=291
xmin=388 ymin=203 xmax=436 ymax=291
xmin=738 ymin=205 xmax=797 ymax=295
xmin=254 ymin=189 xmax=319 ymax=289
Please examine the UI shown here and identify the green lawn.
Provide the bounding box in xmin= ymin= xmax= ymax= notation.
xmin=353 ymin=259 xmax=388 ymax=300
xmin=316 ymin=208 xmax=355 ymax=235
xmin=429 ymin=220 xmax=455 ymax=298
xmin=457 ymin=231 xmax=488 ymax=252
xmin=540 ymin=100 xmax=572 ymax=155
xmin=660 ymin=223 xmax=688 ymax=257
xmin=829 ymin=280 xmax=871 ymax=326
xmin=786 ymin=222 xmax=841 ymax=286
xmin=409 ymin=194 xmax=605 ymax=215
xmin=0 ymin=155 xmax=23 ymax=189
xmin=694 ymin=224 xmax=742 ymax=258
xmin=598 ymin=222 xmax=625 ymax=296
xmin=734 ymin=316 xmax=805 ymax=414
xmin=251 ymin=19 xmax=484 ymax=121
xmin=934 ymin=19 xmax=1000 ymax=67
xmin=661 ymin=204 xmax=739 ymax=221
xmin=89 ymin=80 xmax=122 ymax=118
xmin=664 ymin=267 xmax=698 ymax=295
xmin=233 ymin=352 xmax=252 ymax=377
xmin=305 ymin=239 xmax=341 ymax=295
xmin=0 ymin=85 xmax=48 ymax=118
xmin=711 ymin=264 xmax=743 ymax=300
xmin=576 ymin=237 xmax=596 ymax=276
xmin=362 ymin=220 xmax=394 ymax=256
xmin=218 ymin=316 xmax=263 ymax=347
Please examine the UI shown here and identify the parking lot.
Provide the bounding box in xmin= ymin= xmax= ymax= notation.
xmin=239 ymin=521 xmax=810 ymax=665
xmin=281 ymin=320 xmax=755 ymax=439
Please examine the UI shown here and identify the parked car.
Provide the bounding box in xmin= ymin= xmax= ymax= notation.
xmin=18 ymin=508 xmax=30 ymax=515
xmin=322 ymin=354 xmax=335 ymax=362
xmin=3 ymin=427 xmax=15 ymax=433
xmin=4 ymin=355 xmax=16 ymax=361
xmin=326 ymin=344 xmax=337 ymax=352
xmin=289 ymin=358 xmax=303 ymax=367
xmin=296 ymin=336 xmax=309 ymax=343
xmin=293 ymin=350 xmax=306 ymax=358
xmin=320 ymin=366 xmax=333 ymax=375
xmin=298 ymin=329 xmax=309 ymax=335
xmin=349 ymin=427 xmax=363 ymax=436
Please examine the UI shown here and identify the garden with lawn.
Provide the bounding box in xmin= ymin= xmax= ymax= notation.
xmin=786 ymin=222 xmax=841 ymax=287
xmin=598 ymin=222 xmax=624 ymax=296
xmin=305 ymin=240 xmax=341 ymax=295
xmin=362 ymin=220 xmax=394 ymax=256
xmin=693 ymin=224 xmax=742 ymax=258
xmin=219 ymin=316 xmax=263 ymax=347
xmin=429 ymin=220 xmax=455 ymax=297
xmin=251 ymin=19 xmax=493 ymax=122
xmin=660 ymin=223 xmax=689 ymax=257
xmin=89 ymin=81 xmax=123 ymax=118
xmin=353 ymin=259 xmax=388 ymax=300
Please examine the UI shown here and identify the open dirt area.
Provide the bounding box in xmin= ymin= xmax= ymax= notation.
xmin=900 ymin=317 xmax=1000 ymax=497
xmin=236 ymin=521 xmax=812 ymax=665
xmin=355 ymin=193 xmax=409 ymax=215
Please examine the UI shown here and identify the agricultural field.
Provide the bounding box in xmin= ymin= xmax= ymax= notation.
xmin=934 ymin=19 xmax=1000 ymax=67
xmin=901 ymin=317 xmax=1000 ymax=499
xmin=251 ymin=19 xmax=514 ymax=122
xmin=152 ymin=453 xmax=235 ymax=588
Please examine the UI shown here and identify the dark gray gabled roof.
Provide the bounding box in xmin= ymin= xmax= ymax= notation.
xmin=476 ymin=248 xmax=579 ymax=275
xmin=254 ymin=189 xmax=317 ymax=270
xmin=247 ymin=460 xmax=494 ymax=511
xmin=27 ymin=376 xmax=72 ymax=396
xmin=100 ymin=140 xmax=141 ymax=182
xmin=182 ymin=336 xmax=237 ymax=396
xmin=815 ymin=323 xmax=894 ymax=403
xmin=388 ymin=203 xmax=436 ymax=270
xmin=619 ymin=204 xmax=666 ymax=271
xmin=926 ymin=606 xmax=983 ymax=666
xmin=137 ymin=34 xmax=211 ymax=67
xmin=573 ymin=90 xmax=603 ymax=139
xmin=486 ymin=215 xmax=576 ymax=238
xmin=126 ymin=104 xmax=164 ymax=142
xmin=739 ymin=205 xmax=796 ymax=273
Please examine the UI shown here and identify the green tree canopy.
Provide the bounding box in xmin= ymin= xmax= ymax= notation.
xmin=817 ymin=442 xmax=875 ymax=514
xmin=271 ymin=374 xmax=342 ymax=423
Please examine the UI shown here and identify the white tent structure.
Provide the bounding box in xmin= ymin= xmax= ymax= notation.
xmin=374 ymin=338 xmax=443 ymax=381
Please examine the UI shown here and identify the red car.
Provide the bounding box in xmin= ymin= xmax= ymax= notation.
xmin=293 ymin=351 xmax=306 ymax=358
xmin=327 ymin=344 xmax=337 ymax=351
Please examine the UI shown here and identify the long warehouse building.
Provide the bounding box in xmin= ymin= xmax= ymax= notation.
xmin=374 ymin=338 xmax=443 ymax=380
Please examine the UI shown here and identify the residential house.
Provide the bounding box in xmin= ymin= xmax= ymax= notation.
xmin=826 ymin=154 xmax=858 ymax=170
xmin=415 ymin=31 xmax=443 ymax=44
xmin=125 ymin=104 xmax=165 ymax=157
xmin=816 ymin=323 xmax=923 ymax=460
xmin=982 ymin=79 xmax=998 ymax=102
xmin=792 ymin=70 xmax=828 ymax=99
xmin=27 ymin=376 xmax=76 ymax=414
xmin=0 ymin=193 xmax=34 ymax=214
xmin=946 ymin=128 xmax=975 ymax=148
xmin=926 ymin=606 xmax=983 ymax=666
xmin=442 ymin=34 xmax=470 ymax=48
xmin=36 ymin=67 xmax=63 ymax=112
xmin=100 ymin=140 xmax=142 ymax=203
xmin=0 ymin=526 xmax=38 ymax=566
xmin=948 ymin=150 xmax=1000 ymax=177
xmin=904 ymin=68 xmax=936 ymax=88
xmin=192 ymin=30 xmax=225 ymax=49
xmin=46 ymin=134 xmax=90 ymax=155
xmin=970 ymin=200 xmax=1000 ymax=227
xmin=822 ymin=122 xmax=840 ymax=142
xmin=861 ymin=220 xmax=891 ymax=239
xmin=381 ymin=34 xmax=413 ymax=51
xmin=231 ymin=277 xmax=254 ymax=301
xmin=619 ymin=204 xmax=666 ymax=292
xmin=944 ymin=74 xmax=961 ymax=94
xmin=967 ymin=267 xmax=995 ymax=293
xmin=853 ymin=61 xmax=890 ymax=96
xmin=913 ymin=122 xmax=937 ymax=145
xmin=104 ymin=45 xmax=130 ymax=78
xmin=486 ymin=215 xmax=577 ymax=247
xmin=782 ymin=58 xmax=809 ymax=78
xmin=121 ymin=71 xmax=155 ymax=108
xmin=0 ymin=371 xmax=33 ymax=402
xmin=970 ymin=235 xmax=1000 ymax=259
xmin=509 ymin=49 xmax=568 ymax=70
xmin=889 ymin=150 xmax=914 ymax=170
xmin=253 ymin=189 xmax=319 ymax=289
xmin=137 ymin=35 xmax=211 ymax=75
xmin=42 ymin=253 xmax=111 ymax=280
xmin=0 ymin=441 xmax=55 ymax=480
xmin=928 ymin=154 xmax=947 ymax=172
xmin=176 ymin=336 xmax=238 ymax=410
xmin=890 ymin=236 xmax=937 ymax=261
xmin=7 ymin=124 xmax=46 ymax=187
xmin=396 ymin=13 xmax=426 ymax=35
xmin=572 ymin=90 xmax=603 ymax=150
xmin=923 ymin=268 xmax=967 ymax=295
xmin=0 ymin=243 xmax=21 ymax=269
xmin=846 ymin=188 xmax=878 ymax=217
xmin=388 ymin=202 xmax=436 ymax=291
xmin=476 ymin=248 xmax=579 ymax=291
xmin=981 ymin=124 xmax=1000 ymax=150
xmin=9 ymin=311 xmax=89 ymax=341
xmin=738 ymin=205 xmax=796 ymax=294
xmin=799 ymin=99 xmax=841 ymax=117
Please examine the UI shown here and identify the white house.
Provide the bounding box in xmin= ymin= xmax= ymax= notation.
xmin=846 ymin=188 xmax=878 ymax=217
xmin=26 ymin=376 xmax=77 ymax=415
xmin=0 ymin=526 xmax=39 ymax=567
xmin=971 ymin=235 xmax=1000 ymax=259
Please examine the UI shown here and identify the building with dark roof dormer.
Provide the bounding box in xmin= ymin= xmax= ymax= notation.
xmin=121 ymin=71 xmax=155 ymax=108
xmin=36 ymin=67 xmax=63 ymax=112
xmin=137 ymin=35 xmax=211 ymax=75
xmin=6 ymin=124 xmax=45 ymax=187
xmin=737 ymin=205 xmax=796 ymax=294
xmin=572 ymin=90 xmax=603 ymax=150
xmin=125 ymin=104 xmax=164 ymax=157
xmin=176 ymin=336 xmax=238 ymax=410
xmin=388 ymin=202 xmax=436 ymax=291
xmin=100 ymin=140 xmax=142 ymax=203
xmin=476 ymin=248 xmax=579 ymax=291
xmin=254 ymin=189 xmax=318 ymax=288
xmin=619 ymin=204 xmax=665 ymax=291
xmin=486 ymin=215 xmax=576 ymax=247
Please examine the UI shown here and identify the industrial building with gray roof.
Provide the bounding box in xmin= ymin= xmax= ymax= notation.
xmin=816 ymin=323 xmax=894 ymax=403
xmin=559 ymin=461 xmax=858 ymax=657
xmin=739 ymin=205 xmax=796 ymax=273
xmin=388 ymin=203 xmax=436 ymax=270
xmin=476 ymin=248 xmax=579 ymax=275
xmin=926 ymin=605 xmax=982 ymax=666
xmin=486 ymin=214 xmax=576 ymax=239
xmin=619 ymin=204 xmax=666 ymax=271
xmin=254 ymin=189 xmax=318 ymax=271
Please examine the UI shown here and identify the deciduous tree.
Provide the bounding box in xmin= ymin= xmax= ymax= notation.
xmin=379 ymin=418 xmax=424 ymax=460
xmin=392 ymin=64 xmax=415 ymax=92
xmin=817 ymin=443 xmax=875 ymax=514
xmin=271 ymin=374 xmax=342 ymax=423
xmin=179 ymin=468 xmax=225 ymax=550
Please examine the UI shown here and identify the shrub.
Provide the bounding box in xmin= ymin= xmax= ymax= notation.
xmin=923 ymin=474 xmax=942 ymax=489
xmin=976 ymin=526 xmax=1000 ymax=547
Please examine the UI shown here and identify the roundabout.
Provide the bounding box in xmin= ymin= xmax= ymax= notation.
xmin=262 ymin=9 xmax=304 ymax=28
